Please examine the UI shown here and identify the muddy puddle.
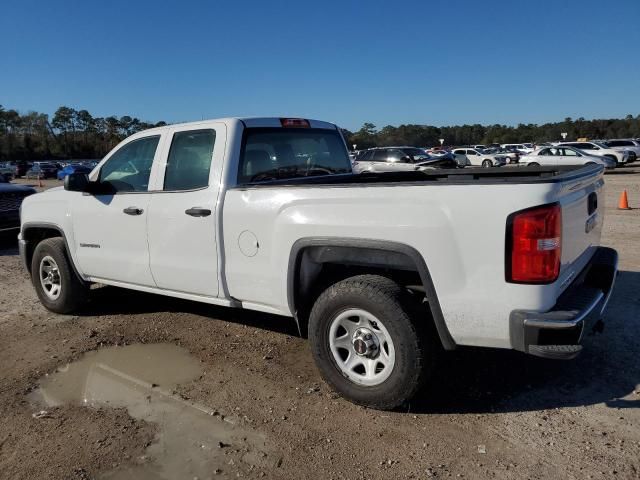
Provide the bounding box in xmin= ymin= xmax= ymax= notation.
xmin=30 ymin=343 xmax=276 ymax=479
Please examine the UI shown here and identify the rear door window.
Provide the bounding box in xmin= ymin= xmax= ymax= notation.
xmin=359 ymin=151 xmax=374 ymax=161
xmin=372 ymin=150 xmax=388 ymax=162
xmin=164 ymin=129 xmax=215 ymax=191
xmin=388 ymin=150 xmax=405 ymax=162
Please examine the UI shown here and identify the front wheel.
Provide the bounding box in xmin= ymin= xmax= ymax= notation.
xmin=528 ymin=162 xmax=540 ymax=167
xmin=482 ymin=159 xmax=492 ymax=168
xmin=308 ymin=274 xmax=435 ymax=410
xmin=604 ymin=155 xmax=619 ymax=167
xmin=31 ymin=237 xmax=88 ymax=314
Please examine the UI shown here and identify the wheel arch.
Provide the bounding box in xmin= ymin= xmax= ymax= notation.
xmin=287 ymin=237 xmax=456 ymax=350
xmin=21 ymin=222 xmax=84 ymax=281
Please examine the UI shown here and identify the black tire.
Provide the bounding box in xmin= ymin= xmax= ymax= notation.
xmin=604 ymin=155 xmax=619 ymax=167
xmin=528 ymin=162 xmax=540 ymax=167
xmin=308 ymin=274 xmax=435 ymax=410
xmin=482 ymin=159 xmax=492 ymax=168
xmin=31 ymin=237 xmax=88 ymax=314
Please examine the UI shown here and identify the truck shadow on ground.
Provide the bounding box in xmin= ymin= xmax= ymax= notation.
xmin=81 ymin=285 xmax=300 ymax=337
xmin=411 ymin=269 xmax=640 ymax=415
xmin=80 ymin=271 xmax=640 ymax=415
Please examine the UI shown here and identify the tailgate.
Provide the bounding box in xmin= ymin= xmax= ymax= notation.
xmin=556 ymin=167 xmax=605 ymax=291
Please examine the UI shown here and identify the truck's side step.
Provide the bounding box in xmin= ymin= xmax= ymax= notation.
xmin=528 ymin=344 xmax=583 ymax=360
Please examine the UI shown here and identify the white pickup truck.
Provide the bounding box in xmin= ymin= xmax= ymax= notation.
xmin=19 ymin=117 xmax=618 ymax=409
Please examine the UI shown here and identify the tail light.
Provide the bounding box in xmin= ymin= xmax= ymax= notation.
xmin=506 ymin=203 xmax=562 ymax=284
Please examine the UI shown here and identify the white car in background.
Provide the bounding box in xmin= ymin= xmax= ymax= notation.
xmin=521 ymin=146 xmax=616 ymax=169
xmin=452 ymin=147 xmax=507 ymax=167
xmin=605 ymin=139 xmax=640 ymax=159
xmin=559 ymin=141 xmax=630 ymax=165
xmin=501 ymin=143 xmax=534 ymax=153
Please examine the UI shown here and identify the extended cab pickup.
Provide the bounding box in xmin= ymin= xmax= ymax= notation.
xmin=19 ymin=117 xmax=618 ymax=409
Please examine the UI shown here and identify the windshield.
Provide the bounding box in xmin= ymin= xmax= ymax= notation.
xmin=238 ymin=128 xmax=351 ymax=183
xmin=594 ymin=142 xmax=608 ymax=148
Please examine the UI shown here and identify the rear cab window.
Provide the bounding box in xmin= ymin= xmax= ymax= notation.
xmin=238 ymin=128 xmax=351 ymax=183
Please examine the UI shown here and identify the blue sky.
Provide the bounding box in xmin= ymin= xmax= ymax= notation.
xmin=2 ymin=0 xmax=639 ymax=131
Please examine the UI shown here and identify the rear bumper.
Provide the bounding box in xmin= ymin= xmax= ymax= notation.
xmin=509 ymin=247 xmax=618 ymax=359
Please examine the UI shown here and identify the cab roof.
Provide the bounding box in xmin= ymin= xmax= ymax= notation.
xmin=133 ymin=117 xmax=338 ymax=136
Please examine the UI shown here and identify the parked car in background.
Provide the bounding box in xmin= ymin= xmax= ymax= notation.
xmin=57 ymin=164 xmax=93 ymax=180
xmin=0 ymin=163 xmax=16 ymax=181
xmin=35 ymin=162 xmax=59 ymax=178
xmin=0 ymin=175 xmax=36 ymax=237
xmin=15 ymin=161 xmax=32 ymax=178
xmin=483 ymin=147 xmax=519 ymax=163
xmin=26 ymin=162 xmax=58 ymax=179
xmin=501 ymin=143 xmax=534 ymax=154
xmin=559 ymin=141 xmax=631 ymax=166
xmin=521 ymin=146 xmax=616 ymax=170
xmin=604 ymin=139 xmax=640 ymax=159
xmin=451 ymin=147 xmax=507 ymax=167
xmin=353 ymin=147 xmax=457 ymax=173
xmin=25 ymin=166 xmax=45 ymax=180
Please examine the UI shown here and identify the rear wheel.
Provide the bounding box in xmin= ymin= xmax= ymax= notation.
xmin=308 ymin=274 xmax=435 ymax=410
xmin=482 ymin=159 xmax=492 ymax=168
xmin=528 ymin=162 xmax=540 ymax=167
xmin=31 ymin=237 xmax=88 ymax=314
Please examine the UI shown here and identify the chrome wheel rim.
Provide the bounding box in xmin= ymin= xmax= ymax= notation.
xmin=328 ymin=308 xmax=396 ymax=386
xmin=39 ymin=256 xmax=61 ymax=300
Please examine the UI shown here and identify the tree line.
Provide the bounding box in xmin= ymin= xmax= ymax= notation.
xmin=2 ymin=104 xmax=640 ymax=161
xmin=343 ymin=115 xmax=640 ymax=149
xmin=0 ymin=104 xmax=166 ymax=161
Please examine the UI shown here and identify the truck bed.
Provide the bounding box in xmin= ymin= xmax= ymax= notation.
xmin=233 ymin=165 xmax=601 ymax=188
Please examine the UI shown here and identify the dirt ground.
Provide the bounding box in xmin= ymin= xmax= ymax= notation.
xmin=1 ymin=168 xmax=639 ymax=479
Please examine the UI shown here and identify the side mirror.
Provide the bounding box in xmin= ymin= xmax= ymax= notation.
xmin=64 ymin=172 xmax=90 ymax=192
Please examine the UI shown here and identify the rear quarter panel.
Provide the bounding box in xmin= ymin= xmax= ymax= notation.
xmin=222 ymin=174 xmax=602 ymax=348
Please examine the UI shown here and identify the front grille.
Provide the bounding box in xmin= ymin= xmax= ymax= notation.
xmin=0 ymin=192 xmax=31 ymax=213
xmin=0 ymin=211 xmax=20 ymax=230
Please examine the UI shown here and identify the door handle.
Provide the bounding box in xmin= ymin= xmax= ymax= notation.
xmin=123 ymin=206 xmax=144 ymax=215
xmin=185 ymin=207 xmax=212 ymax=217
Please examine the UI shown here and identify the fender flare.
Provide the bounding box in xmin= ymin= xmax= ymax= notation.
xmin=20 ymin=222 xmax=85 ymax=282
xmin=287 ymin=237 xmax=456 ymax=350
